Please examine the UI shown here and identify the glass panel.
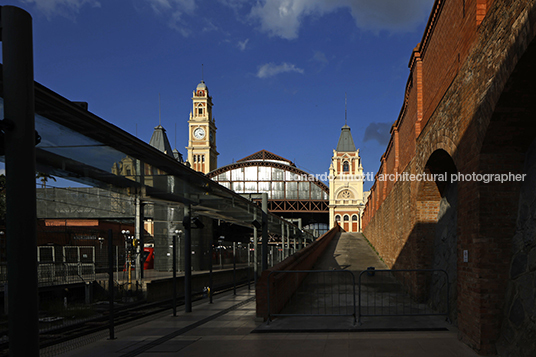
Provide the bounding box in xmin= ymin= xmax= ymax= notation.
xmin=258 ymin=167 xmax=271 ymax=181
xmin=219 ymin=181 xmax=230 ymax=189
xmin=286 ymin=182 xmax=297 ymax=199
xmin=258 ymin=182 xmax=271 ymax=193
xmin=273 ymin=168 xmax=284 ymax=181
xmin=272 ymin=182 xmax=284 ymax=199
xmin=286 ymin=171 xmax=297 ymax=181
xmin=231 ymin=168 xmax=244 ymax=181
xmin=217 ymin=171 xmax=230 ymax=181
xmin=298 ymin=182 xmax=309 ymax=199
xmin=310 ymin=185 xmax=322 ymax=199
xmin=36 ymin=113 xmax=128 ymax=176
xmin=244 ymin=167 xmax=257 ymax=181
xmin=232 ymin=181 xmax=244 ymax=192
xmin=244 ymin=181 xmax=257 ymax=193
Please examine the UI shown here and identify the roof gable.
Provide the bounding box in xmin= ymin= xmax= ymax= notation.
xmin=237 ymin=149 xmax=294 ymax=166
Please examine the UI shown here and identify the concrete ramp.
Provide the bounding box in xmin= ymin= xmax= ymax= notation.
xmin=312 ymin=232 xmax=388 ymax=272
xmin=255 ymin=232 xmax=452 ymax=333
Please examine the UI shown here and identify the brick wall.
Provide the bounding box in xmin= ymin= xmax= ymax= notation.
xmin=256 ymin=225 xmax=341 ymax=319
xmin=363 ymin=0 xmax=536 ymax=354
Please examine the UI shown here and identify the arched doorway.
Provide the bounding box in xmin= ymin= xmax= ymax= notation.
xmin=426 ymin=149 xmax=458 ymax=325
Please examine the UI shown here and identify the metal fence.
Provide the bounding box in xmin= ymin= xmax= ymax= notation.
xmin=37 ymin=246 xmax=96 ymax=286
xmin=0 ymin=246 xmax=105 ymax=286
xmin=358 ymin=269 xmax=450 ymax=324
xmin=267 ymin=270 xmax=356 ymax=323
xmin=265 ymin=269 xmax=450 ymax=326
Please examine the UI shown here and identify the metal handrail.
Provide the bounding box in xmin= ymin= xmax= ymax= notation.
xmin=357 ymin=268 xmax=450 ymax=324
xmin=264 ymin=268 xmax=450 ymax=327
xmin=267 ymin=269 xmax=356 ymax=325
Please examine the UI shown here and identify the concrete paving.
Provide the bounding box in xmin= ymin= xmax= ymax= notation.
xmin=45 ymin=232 xmax=479 ymax=356
xmin=313 ymin=232 xmax=389 ymax=271
xmin=47 ymin=288 xmax=479 ymax=357
xmin=258 ymin=232 xmax=452 ymax=333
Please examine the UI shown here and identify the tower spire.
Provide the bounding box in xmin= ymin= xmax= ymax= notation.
xmin=158 ymin=93 xmax=162 ymax=126
xmin=201 ymin=63 xmax=204 ymax=82
xmin=345 ymin=92 xmax=347 ymax=126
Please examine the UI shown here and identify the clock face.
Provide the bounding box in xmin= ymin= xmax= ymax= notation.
xmin=193 ymin=127 xmax=205 ymax=139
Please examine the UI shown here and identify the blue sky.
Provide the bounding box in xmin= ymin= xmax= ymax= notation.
xmin=4 ymin=0 xmax=434 ymax=191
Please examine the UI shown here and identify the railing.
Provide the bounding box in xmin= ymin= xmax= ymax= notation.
xmin=267 ymin=270 xmax=356 ymax=324
xmin=37 ymin=246 xmax=96 ymax=285
xmin=264 ymin=268 xmax=450 ymax=326
xmin=358 ymin=269 xmax=450 ymax=324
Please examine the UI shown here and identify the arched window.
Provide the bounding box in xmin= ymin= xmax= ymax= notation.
xmin=343 ymin=215 xmax=349 ymax=222
xmin=352 ymin=214 xmax=358 ymax=221
xmin=343 ymin=161 xmax=349 ymax=173
xmin=335 ymin=215 xmax=341 ymax=222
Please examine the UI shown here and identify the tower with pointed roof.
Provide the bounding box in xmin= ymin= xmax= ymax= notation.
xmin=329 ymin=124 xmax=365 ymax=232
xmin=186 ymin=80 xmax=218 ymax=174
xmin=149 ymin=125 xmax=174 ymax=157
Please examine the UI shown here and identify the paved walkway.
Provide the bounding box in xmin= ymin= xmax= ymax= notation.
xmin=313 ymin=232 xmax=389 ymax=271
xmin=48 ymin=287 xmax=479 ymax=357
xmin=45 ymin=232 xmax=480 ymax=356
xmin=258 ymin=233 xmax=453 ymax=332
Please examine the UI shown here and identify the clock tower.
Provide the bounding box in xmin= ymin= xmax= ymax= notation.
xmin=186 ymin=80 xmax=218 ymax=174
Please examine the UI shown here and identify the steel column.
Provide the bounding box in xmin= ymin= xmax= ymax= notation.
xmin=184 ymin=205 xmax=192 ymax=312
xmin=1 ymin=6 xmax=39 ymax=356
xmin=261 ymin=193 xmax=268 ymax=271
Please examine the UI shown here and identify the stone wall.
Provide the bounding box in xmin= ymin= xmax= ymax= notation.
xmin=432 ymin=181 xmax=458 ymax=326
xmin=496 ymin=139 xmax=536 ymax=356
xmin=362 ymin=0 xmax=536 ymax=354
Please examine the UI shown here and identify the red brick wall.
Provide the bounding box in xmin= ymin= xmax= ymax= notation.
xmin=362 ymin=0 xmax=536 ymax=354
xmin=397 ymin=79 xmax=416 ymax=173
xmin=256 ymin=225 xmax=341 ymax=319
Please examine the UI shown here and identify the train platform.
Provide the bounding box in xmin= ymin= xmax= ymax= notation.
xmin=45 ymin=232 xmax=480 ymax=356
xmin=49 ymin=285 xmax=480 ymax=357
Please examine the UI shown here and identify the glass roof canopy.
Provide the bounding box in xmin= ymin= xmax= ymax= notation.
xmin=0 ymin=71 xmax=310 ymax=240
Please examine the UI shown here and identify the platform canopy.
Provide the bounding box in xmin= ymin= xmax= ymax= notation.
xmin=0 ymin=67 xmax=309 ymax=239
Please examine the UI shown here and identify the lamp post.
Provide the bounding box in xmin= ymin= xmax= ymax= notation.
xmin=172 ymin=230 xmax=181 ymax=316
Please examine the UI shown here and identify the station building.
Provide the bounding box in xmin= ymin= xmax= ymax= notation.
xmin=184 ymin=80 xmax=329 ymax=237
xmin=328 ymin=124 xmax=368 ymax=232
xmin=208 ymin=150 xmax=329 ymax=236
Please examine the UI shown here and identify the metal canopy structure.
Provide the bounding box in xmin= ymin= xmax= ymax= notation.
xmin=209 ymin=150 xmax=329 ymax=214
xmin=1 ymin=7 xmax=311 ymax=355
xmin=0 ymin=67 xmax=309 ymax=239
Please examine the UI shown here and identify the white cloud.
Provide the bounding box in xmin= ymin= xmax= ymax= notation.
xmin=217 ymin=0 xmax=249 ymax=10
xmin=312 ymin=51 xmax=328 ymax=65
xmin=256 ymin=62 xmax=304 ymax=78
xmin=144 ymin=0 xmax=196 ymax=35
xmin=248 ymin=0 xmax=433 ymax=40
xmin=146 ymin=0 xmax=195 ymax=14
xmin=237 ymin=38 xmax=249 ymax=51
xmin=20 ymin=0 xmax=101 ymax=19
